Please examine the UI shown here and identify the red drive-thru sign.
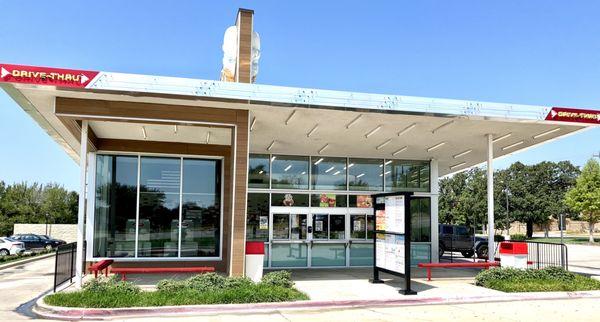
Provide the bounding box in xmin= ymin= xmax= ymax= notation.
xmin=546 ymin=107 xmax=600 ymax=125
xmin=0 ymin=63 xmax=99 ymax=88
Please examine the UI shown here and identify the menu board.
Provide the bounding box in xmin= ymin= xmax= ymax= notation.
xmin=375 ymin=233 xmax=405 ymax=273
xmin=374 ymin=195 xmax=405 ymax=233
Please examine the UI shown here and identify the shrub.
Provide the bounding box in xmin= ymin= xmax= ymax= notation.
xmin=82 ymin=276 xmax=141 ymax=294
xmin=156 ymin=279 xmax=187 ymax=292
xmin=187 ymin=272 xmax=227 ymax=291
xmin=510 ymin=234 xmax=527 ymax=241
xmin=223 ymin=276 xmax=254 ymax=289
xmin=261 ymin=271 xmax=293 ymax=288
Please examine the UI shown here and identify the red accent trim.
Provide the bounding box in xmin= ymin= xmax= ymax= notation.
xmin=245 ymin=241 xmax=265 ymax=255
xmin=545 ymin=107 xmax=600 ymax=125
xmin=499 ymin=242 xmax=528 ymax=255
xmin=0 ymin=63 xmax=98 ymax=88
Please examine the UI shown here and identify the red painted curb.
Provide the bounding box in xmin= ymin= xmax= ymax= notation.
xmin=34 ymin=291 xmax=600 ymax=320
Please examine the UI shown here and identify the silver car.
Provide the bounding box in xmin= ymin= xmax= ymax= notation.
xmin=0 ymin=237 xmax=25 ymax=256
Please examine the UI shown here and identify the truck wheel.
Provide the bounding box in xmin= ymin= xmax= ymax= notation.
xmin=461 ymin=250 xmax=474 ymax=258
xmin=476 ymin=245 xmax=488 ymax=259
xmin=438 ymin=244 xmax=445 ymax=258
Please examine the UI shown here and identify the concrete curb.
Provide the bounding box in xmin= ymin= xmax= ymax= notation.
xmin=33 ymin=290 xmax=600 ymax=320
xmin=0 ymin=252 xmax=54 ymax=271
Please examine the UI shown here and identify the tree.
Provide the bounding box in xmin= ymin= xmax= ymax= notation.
xmin=565 ymin=159 xmax=600 ymax=243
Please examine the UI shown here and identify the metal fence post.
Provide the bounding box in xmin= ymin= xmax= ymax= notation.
xmin=69 ymin=243 xmax=75 ymax=283
xmin=53 ymin=247 xmax=59 ymax=293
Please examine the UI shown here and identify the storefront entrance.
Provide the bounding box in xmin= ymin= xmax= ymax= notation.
xmin=267 ymin=206 xmax=374 ymax=268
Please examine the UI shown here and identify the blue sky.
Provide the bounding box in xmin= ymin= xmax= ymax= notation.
xmin=0 ymin=1 xmax=599 ymax=191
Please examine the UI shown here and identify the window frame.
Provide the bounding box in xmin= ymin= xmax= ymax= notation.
xmin=88 ymin=151 xmax=224 ymax=262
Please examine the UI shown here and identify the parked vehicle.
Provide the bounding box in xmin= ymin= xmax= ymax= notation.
xmin=10 ymin=234 xmax=66 ymax=251
xmin=0 ymin=237 xmax=25 ymax=256
xmin=438 ymin=224 xmax=488 ymax=258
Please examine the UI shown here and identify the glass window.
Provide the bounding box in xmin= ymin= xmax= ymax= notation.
xmin=312 ymin=214 xmax=328 ymax=239
xmin=93 ymin=155 xmax=138 ymax=258
xmin=271 ymin=193 xmax=309 ymax=207
xmin=311 ymin=193 xmax=347 ymax=207
xmin=348 ymin=158 xmax=383 ymax=191
xmin=180 ymin=159 xmax=221 ymax=257
xmin=350 ymin=214 xmax=366 ymax=239
xmin=348 ymin=195 xmax=373 ymax=208
xmin=311 ymin=157 xmax=347 ymax=190
xmin=385 ymin=160 xmax=408 ymax=190
xmin=385 ymin=161 xmax=430 ymax=192
xmin=420 ymin=165 xmax=430 ymax=190
xmin=271 ymin=155 xmax=309 ymax=189
xmin=246 ymin=193 xmax=269 ymax=241
xmin=248 ymin=154 xmax=270 ymax=189
xmin=367 ymin=215 xmax=375 ymax=239
xmin=138 ymin=157 xmax=181 ymax=257
xmin=272 ymin=214 xmax=289 ymax=239
xmin=330 ymin=215 xmax=346 ymax=239
xmin=411 ymin=198 xmax=431 ymax=242
xmin=291 ymin=214 xmax=307 ymax=240
xmin=406 ymin=164 xmax=420 ymax=189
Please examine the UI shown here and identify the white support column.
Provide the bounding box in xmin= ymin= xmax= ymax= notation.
xmin=75 ymin=121 xmax=88 ymax=288
xmin=430 ymin=159 xmax=440 ymax=263
xmin=486 ymin=134 xmax=495 ymax=262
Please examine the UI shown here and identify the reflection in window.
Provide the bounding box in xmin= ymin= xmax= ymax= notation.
xmin=311 ymin=157 xmax=347 ymax=190
xmin=271 ymin=155 xmax=309 ymax=189
xmin=248 ymin=154 xmax=270 ymax=189
xmin=385 ymin=161 xmax=430 ymax=192
xmin=348 ymin=158 xmax=383 ymax=191
xmin=311 ymin=194 xmax=347 ymax=207
xmin=330 ymin=215 xmax=345 ymax=239
xmin=138 ymin=157 xmax=181 ymax=257
xmin=367 ymin=215 xmax=375 ymax=239
xmin=246 ymin=193 xmax=269 ymax=241
xmin=312 ymin=214 xmax=328 ymax=239
xmin=411 ymin=198 xmax=431 ymax=242
xmin=180 ymin=159 xmax=221 ymax=257
xmin=350 ymin=214 xmax=366 ymax=239
xmin=291 ymin=214 xmax=307 ymax=240
xmin=272 ymin=214 xmax=289 ymax=239
xmin=93 ymin=155 xmax=138 ymax=257
xmin=271 ymin=193 xmax=309 ymax=207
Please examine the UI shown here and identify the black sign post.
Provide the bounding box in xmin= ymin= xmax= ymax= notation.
xmin=369 ymin=191 xmax=416 ymax=295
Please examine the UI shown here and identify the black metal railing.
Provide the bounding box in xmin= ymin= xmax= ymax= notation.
xmin=53 ymin=242 xmax=85 ymax=292
xmin=522 ymin=241 xmax=568 ymax=270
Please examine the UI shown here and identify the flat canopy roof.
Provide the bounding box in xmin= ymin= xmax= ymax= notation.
xmin=1 ymin=63 xmax=598 ymax=176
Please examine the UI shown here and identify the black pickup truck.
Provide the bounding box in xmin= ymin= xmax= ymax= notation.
xmin=439 ymin=224 xmax=489 ymax=258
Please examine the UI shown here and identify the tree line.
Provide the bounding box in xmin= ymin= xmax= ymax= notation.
xmin=0 ymin=181 xmax=78 ymax=236
xmin=440 ymin=160 xmax=585 ymax=238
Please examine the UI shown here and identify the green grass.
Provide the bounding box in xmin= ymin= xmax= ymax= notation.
xmin=475 ymin=266 xmax=600 ymax=293
xmin=44 ymin=284 xmax=309 ymax=308
xmin=0 ymin=249 xmax=53 ymax=265
xmin=527 ymin=237 xmax=598 ymax=245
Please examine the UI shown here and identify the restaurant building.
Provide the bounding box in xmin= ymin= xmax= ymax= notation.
xmin=1 ymin=9 xmax=598 ymax=284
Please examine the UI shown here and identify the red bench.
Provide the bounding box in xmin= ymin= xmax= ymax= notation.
xmin=110 ymin=266 xmax=215 ymax=281
xmin=418 ymin=262 xmax=500 ymax=281
xmin=88 ymin=259 xmax=114 ymax=278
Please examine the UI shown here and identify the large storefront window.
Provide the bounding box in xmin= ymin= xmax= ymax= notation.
xmin=348 ymin=158 xmax=383 ymax=191
xmin=271 ymin=155 xmax=309 ymax=189
xmin=311 ymin=157 xmax=347 ymax=190
xmin=246 ymin=193 xmax=269 ymax=241
xmin=411 ymin=197 xmax=431 ymax=242
xmin=384 ymin=161 xmax=430 ymax=192
xmin=93 ymin=155 xmax=138 ymax=258
xmin=93 ymin=154 xmax=221 ymax=259
xmin=248 ymin=154 xmax=270 ymax=189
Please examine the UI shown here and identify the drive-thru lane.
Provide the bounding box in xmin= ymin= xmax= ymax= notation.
xmin=0 ymin=256 xmax=56 ymax=321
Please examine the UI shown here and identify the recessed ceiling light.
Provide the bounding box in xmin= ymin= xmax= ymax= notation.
xmin=450 ymin=162 xmax=466 ymax=170
xmin=285 ymin=110 xmax=297 ymax=125
xmin=250 ymin=117 xmax=257 ymax=131
xmin=346 ymin=114 xmax=363 ymax=129
xmin=398 ymin=123 xmax=416 ymax=136
xmin=271 ymin=156 xmax=276 ymax=162
xmin=258 ymin=170 xmax=264 ymax=174
xmin=174 ymin=125 xmax=178 ymax=134
xmin=267 ymin=140 xmax=276 ymax=151
xmin=502 ymin=140 xmax=524 ymax=151
xmin=392 ymin=146 xmax=408 ymax=156
xmin=492 ymin=133 xmax=512 ymax=143
xmin=307 ymin=124 xmax=319 ymax=137
xmin=319 ymin=143 xmax=329 ymax=154
xmin=427 ymin=142 xmax=446 ymax=152
xmin=356 ymin=173 xmax=365 ymax=178
xmin=325 ymin=166 xmax=335 ymax=173
xmin=206 ymin=131 xmax=211 ymax=144
xmin=453 ymin=149 xmax=473 ymax=159
xmin=431 ymin=120 xmax=454 ymax=134
xmin=384 ymin=160 xmax=392 ymax=165
xmin=314 ymin=158 xmax=324 ymax=165
xmin=333 ymin=171 xmax=341 ymax=175
xmin=376 ymin=139 xmax=392 ymax=150
xmin=284 ymin=165 xmax=292 ymax=172
xmin=365 ymin=125 xmax=382 ymax=138
xmin=533 ymin=127 xmax=560 ymax=139
xmin=141 ymin=126 xmax=147 ymax=140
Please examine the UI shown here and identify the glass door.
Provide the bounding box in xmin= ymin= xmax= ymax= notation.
xmin=309 ymin=208 xmax=348 ymax=267
xmin=348 ymin=208 xmax=375 ymax=266
xmin=270 ymin=207 xmax=309 ymax=268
